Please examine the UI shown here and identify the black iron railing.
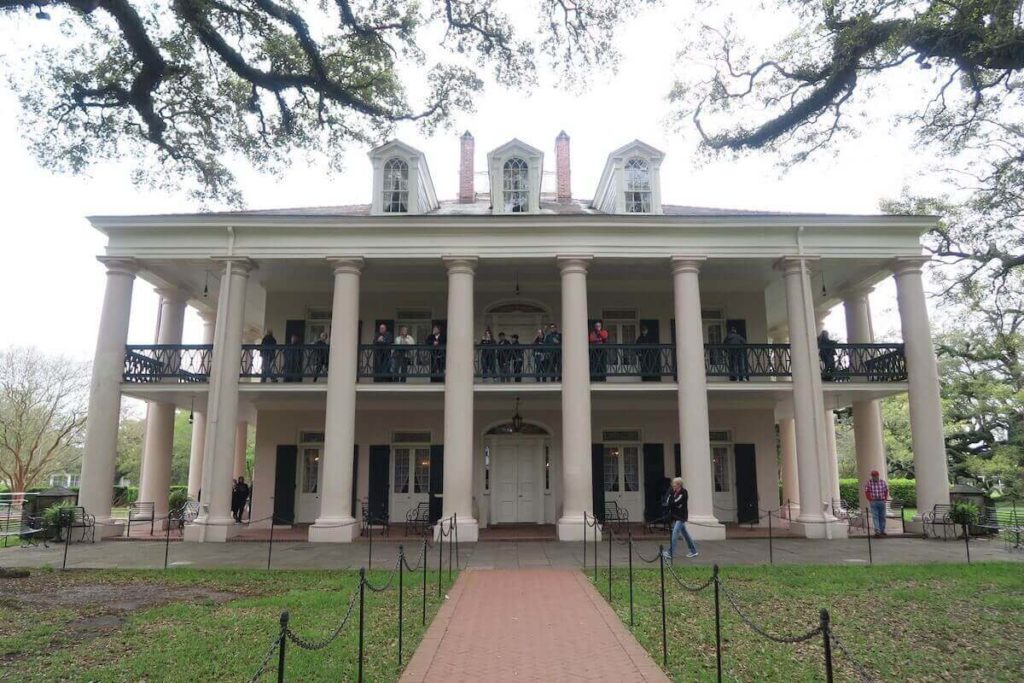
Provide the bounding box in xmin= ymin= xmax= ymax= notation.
xmin=474 ymin=343 xmax=562 ymax=381
xmin=240 ymin=344 xmax=331 ymax=382
xmin=592 ymin=344 xmax=676 ymax=379
xmin=123 ymin=345 xmax=213 ymax=382
xmin=704 ymin=344 xmax=792 ymax=379
xmin=820 ymin=343 xmax=907 ymax=382
xmin=358 ymin=344 xmax=445 ymax=382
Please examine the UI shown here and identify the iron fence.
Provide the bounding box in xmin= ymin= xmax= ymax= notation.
xmin=123 ymin=345 xmax=213 ymax=382
xmin=473 ymin=343 xmax=561 ymax=382
xmin=704 ymin=343 xmax=792 ymax=379
xmin=240 ymin=344 xmax=330 ymax=382
xmin=821 ymin=343 xmax=907 ymax=382
xmin=357 ymin=344 xmax=444 ymax=382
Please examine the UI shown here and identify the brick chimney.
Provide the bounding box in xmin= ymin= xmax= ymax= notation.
xmin=459 ymin=131 xmax=475 ymax=203
xmin=555 ymin=130 xmax=571 ymax=201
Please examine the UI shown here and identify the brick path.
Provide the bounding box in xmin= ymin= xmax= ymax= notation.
xmin=401 ymin=568 xmax=669 ymax=682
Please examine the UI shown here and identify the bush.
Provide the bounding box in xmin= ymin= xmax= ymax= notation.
xmin=112 ymin=486 xmax=139 ymax=506
xmin=839 ymin=478 xmax=917 ymax=508
xmin=42 ymin=501 xmax=76 ymax=530
xmin=168 ymin=488 xmax=189 ymax=516
xmin=950 ymin=501 xmax=980 ymax=526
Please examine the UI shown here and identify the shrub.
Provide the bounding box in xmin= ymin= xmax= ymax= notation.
xmin=168 ymin=488 xmax=189 ymax=516
xmin=950 ymin=501 xmax=980 ymax=526
xmin=112 ymin=486 xmax=139 ymax=506
xmin=42 ymin=502 xmax=76 ymax=530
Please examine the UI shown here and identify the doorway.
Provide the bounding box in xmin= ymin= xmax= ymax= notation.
xmin=488 ymin=437 xmax=543 ymax=524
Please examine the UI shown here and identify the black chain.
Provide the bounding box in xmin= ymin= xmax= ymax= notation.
xmin=666 ymin=563 xmax=715 ymax=592
xmin=830 ymin=631 xmax=878 ymax=682
xmin=633 ymin=545 xmax=662 ymax=563
xmin=247 ymin=634 xmax=280 ymax=682
xmin=402 ymin=543 xmax=427 ymax=572
xmin=718 ymin=580 xmax=822 ymax=644
xmin=363 ymin=557 xmax=402 ymax=593
xmin=284 ymin=588 xmax=359 ymax=651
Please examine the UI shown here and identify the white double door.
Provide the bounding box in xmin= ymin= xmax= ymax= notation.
xmin=491 ymin=438 xmax=541 ymax=524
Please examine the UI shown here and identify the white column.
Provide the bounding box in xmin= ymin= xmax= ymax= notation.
xmin=139 ymin=291 xmax=187 ymax=526
xmin=671 ymin=257 xmax=724 ymax=538
xmin=844 ymin=289 xmax=888 ymax=509
xmin=557 ymin=255 xmax=595 ymax=541
xmin=824 ymin=409 xmax=841 ymax=504
xmin=186 ymin=258 xmax=254 ymax=542
xmin=779 ymin=417 xmax=800 ymax=516
xmin=893 ymin=257 xmax=951 ymax=515
xmin=187 ymin=310 xmax=216 ymax=499
xmin=233 ymin=422 xmax=248 ymax=479
xmin=441 ymin=257 xmax=479 ymax=541
xmin=78 ymin=257 xmax=137 ymax=537
xmin=780 ymin=257 xmax=844 ymax=538
xmin=310 ymin=257 xmax=363 ymax=543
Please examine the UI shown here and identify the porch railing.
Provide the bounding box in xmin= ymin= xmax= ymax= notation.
xmin=821 ymin=343 xmax=907 ymax=382
xmin=240 ymin=344 xmax=330 ymax=382
xmin=357 ymin=344 xmax=445 ymax=381
xmin=704 ymin=344 xmax=793 ymax=379
xmin=474 ymin=343 xmax=562 ymax=381
xmin=591 ymin=344 xmax=676 ymax=379
xmin=123 ymin=345 xmax=213 ymax=383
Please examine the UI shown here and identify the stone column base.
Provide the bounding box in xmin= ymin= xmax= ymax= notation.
xmin=686 ymin=516 xmax=727 ymax=540
xmin=791 ymin=517 xmax=849 ymax=539
xmin=434 ymin=517 xmax=478 ymax=543
xmin=557 ymin=514 xmax=600 ymax=542
xmin=182 ymin=518 xmax=240 ymax=542
xmin=309 ymin=518 xmax=358 ymax=543
xmin=93 ymin=518 xmax=125 ymax=539
xmin=780 ymin=503 xmax=801 ymax=521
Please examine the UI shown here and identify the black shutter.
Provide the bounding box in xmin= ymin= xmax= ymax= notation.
xmin=273 ymin=445 xmax=297 ymax=525
xmin=669 ymin=319 xmax=677 ymax=380
xmin=367 ymin=445 xmax=390 ymax=522
xmin=726 ymin=319 xmax=748 ymax=339
xmin=642 ymin=443 xmax=666 ymax=522
xmin=351 ymin=444 xmax=359 ymax=518
xmin=285 ymin=319 xmax=305 ymax=344
xmin=429 ymin=445 xmax=444 ymax=523
xmin=673 ymin=443 xmax=681 ymax=478
xmin=734 ymin=444 xmax=758 ymax=524
xmin=591 ymin=443 xmax=605 ymax=522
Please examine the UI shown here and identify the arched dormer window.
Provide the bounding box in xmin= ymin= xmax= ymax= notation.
xmin=383 ymin=158 xmax=409 ymax=213
xmin=624 ymin=157 xmax=652 ymax=213
xmin=503 ymin=157 xmax=529 ymax=213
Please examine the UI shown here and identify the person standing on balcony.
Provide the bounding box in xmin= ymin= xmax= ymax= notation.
xmin=589 ymin=320 xmax=608 ymax=382
xmin=544 ymin=323 xmax=562 ymax=381
xmin=818 ymin=329 xmax=837 ymax=381
xmin=394 ymin=325 xmax=415 ymax=383
xmin=533 ymin=328 xmax=547 ymax=381
xmin=479 ymin=328 xmax=497 ymax=380
xmin=635 ymin=324 xmax=658 ymax=381
xmin=312 ymin=332 xmax=329 ymax=382
xmin=510 ymin=333 xmax=524 ymax=382
xmin=663 ymin=477 xmax=698 ymax=561
xmin=497 ymin=331 xmax=512 ymax=382
xmin=425 ymin=324 xmax=445 ymax=383
xmin=373 ymin=323 xmax=393 ymax=382
xmin=284 ymin=333 xmax=303 ymax=383
xmin=864 ymin=470 xmax=890 ymax=537
xmin=723 ymin=326 xmax=749 ymax=382
xmin=259 ymin=329 xmax=278 ymax=382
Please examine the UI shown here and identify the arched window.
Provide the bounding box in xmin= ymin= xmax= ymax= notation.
xmin=624 ymin=157 xmax=652 ymax=213
xmin=503 ymin=157 xmax=529 ymax=212
xmin=383 ymin=157 xmax=409 ymax=213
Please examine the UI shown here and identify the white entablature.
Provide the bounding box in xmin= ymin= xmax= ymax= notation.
xmin=487 ymin=139 xmax=544 ymax=214
xmin=592 ymin=140 xmax=665 ymax=215
xmin=368 ymin=139 xmax=439 ymax=215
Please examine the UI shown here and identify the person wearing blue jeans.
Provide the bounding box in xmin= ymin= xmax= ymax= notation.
xmin=664 ymin=477 xmax=698 ymax=561
xmin=864 ymin=470 xmax=889 ymax=537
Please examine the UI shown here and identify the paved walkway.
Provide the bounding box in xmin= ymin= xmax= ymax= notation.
xmin=401 ymin=569 xmax=669 ymax=682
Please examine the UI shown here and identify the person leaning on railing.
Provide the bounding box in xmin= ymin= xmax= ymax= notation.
xmin=425 ymin=324 xmax=445 ymax=382
xmin=723 ymin=327 xmax=749 ymax=381
xmin=260 ymin=329 xmax=278 ymax=383
xmin=393 ymin=326 xmax=415 ymax=383
xmin=373 ymin=323 xmax=393 ymax=382
xmin=818 ymin=330 xmax=837 ymax=381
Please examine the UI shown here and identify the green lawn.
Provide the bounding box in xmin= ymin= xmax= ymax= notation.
xmin=0 ymin=566 xmax=453 ymax=682
xmin=591 ymin=562 xmax=1024 ymax=682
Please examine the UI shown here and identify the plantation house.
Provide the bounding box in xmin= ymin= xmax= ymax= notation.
xmin=76 ymin=131 xmax=949 ymax=543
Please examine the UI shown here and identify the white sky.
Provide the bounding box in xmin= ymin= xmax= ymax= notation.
xmin=0 ymin=3 xmax=943 ymax=363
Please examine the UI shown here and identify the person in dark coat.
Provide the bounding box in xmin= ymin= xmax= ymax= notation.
xmin=259 ymin=329 xmax=278 ymax=382
xmin=283 ymin=333 xmax=303 ymax=383
xmin=510 ymin=334 xmax=523 ymax=382
xmin=425 ymin=324 xmax=445 ymax=382
xmin=497 ymin=332 xmax=512 ymax=382
xmin=663 ymin=477 xmax=698 ymax=561
xmin=635 ymin=324 xmax=658 ymax=381
xmin=373 ymin=323 xmax=394 ymax=382
xmin=533 ymin=328 xmax=548 ymax=381
xmin=312 ymin=332 xmax=329 ymax=382
xmin=544 ymin=324 xmax=562 ymax=381
xmin=723 ymin=326 xmax=749 ymax=381
xmin=818 ymin=330 xmax=837 ymax=381
xmin=479 ymin=328 xmax=497 ymax=380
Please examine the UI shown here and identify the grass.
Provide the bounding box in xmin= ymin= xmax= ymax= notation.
xmin=0 ymin=565 xmax=454 ymax=682
xmin=590 ymin=562 xmax=1024 ymax=682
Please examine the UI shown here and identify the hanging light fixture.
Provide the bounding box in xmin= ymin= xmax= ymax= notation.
xmin=514 ymin=270 xmax=520 ymax=297
xmin=188 ymin=396 xmax=195 ymax=425
xmin=511 ymin=397 xmax=524 ymax=433
xmin=820 ymin=270 xmax=828 ymax=297
xmin=202 ymin=270 xmax=210 ymax=298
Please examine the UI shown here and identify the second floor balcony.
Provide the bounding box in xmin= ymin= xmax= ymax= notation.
xmin=122 ymin=342 xmax=908 ymax=385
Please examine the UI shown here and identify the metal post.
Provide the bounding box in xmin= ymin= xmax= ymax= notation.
xmin=368 ymin=513 xmax=373 ymax=571
xmin=422 ymin=538 xmax=428 ymax=626
xmin=713 ymin=564 xmax=722 ymax=683
xmin=448 ymin=518 xmax=453 ymax=583
xmin=438 ymin=523 xmax=443 ymax=597
xmin=963 ymin=523 xmax=971 ymax=564
xmin=659 ymin=544 xmax=667 ymax=667
xmin=820 ymin=608 xmax=833 ymax=683
xmin=583 ymin=512 xmax=588 ymax=570
xmin=628 ymin=531 xmax=634 ymax=628
xmin=358 ymin=568 xmax=366 ymax=683
xmin=62 ymin=510 xmax=71 ymax=570
xmin=607 ymin=522 xmax=613 ymax=602
xmin=267 ymin=516 xmax=275 ymax=571
xmin=454 ymin=512 xmax=459 ymax=570
xmin=398 ymin=544 xmax=404 ymax=666
xmin=767 ymin=509 xmax=774 ymax=565
xmin=593 ymin=516 xmax=598 ymax=584
xmin=865 ymin=510 xmax=873 ymax=565
xmin=277 ymin=611 xmax=289 ymax=683
xmin=164 ymin=517 xmax=171 ymax=570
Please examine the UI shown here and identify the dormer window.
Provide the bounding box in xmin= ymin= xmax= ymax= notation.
xmin=624 ymin=158 xmax=651 ymax=213
xmin=503 ymin=158 xmax=529 ymax=212
xmin=383 ymin=158 xmax=409 ymax=213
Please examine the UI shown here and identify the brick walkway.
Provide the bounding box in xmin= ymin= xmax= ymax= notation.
xmin=401 ymin=569 xmax=669 ymax=682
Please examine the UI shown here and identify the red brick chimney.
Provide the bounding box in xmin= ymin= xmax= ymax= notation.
xmin=459 ymin=131 xmax=475 ymax=203
xmin=555 ymin=130 xmax=571 ymax=201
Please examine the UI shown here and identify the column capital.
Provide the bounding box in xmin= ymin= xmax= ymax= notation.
xmin=197 ymin=308 xmax=217 ymax=325
xmin=96 ymin=256 xmax=139 ymax=276
xmin=211 ymin=256 xmax=257 ymax=274
xmin=840 ymin=283 xmax=874 ymax=302
xmin=326 ymin=256 xmax=364 ymax=275
xmin=442 ymin=256 xmax=478 ymax=275
xmin=670 ymin=256 xmax=706 ymax=275
xmin=891 ymin=255 xmax=930 ymax=277
xmin=556 ymin=255 xmax=593 ymax=274
xmin=154 ymin=287 xmax=189 ymax=304
xmin=775 ymin=255 xmax=820 ymax=276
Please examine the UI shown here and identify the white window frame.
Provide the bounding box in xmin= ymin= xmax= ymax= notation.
xmin=624 ymin=157 xmax=652 ymax=213
xmin=602 ymin=430 xmax=642 ymax=494
xmin=382 ymin=157 xmax=410 ymax=213
xmin=503 ymin=157 xmax=530 ymax=213
xmin=391 ymin=432 xmax=431 ymax=495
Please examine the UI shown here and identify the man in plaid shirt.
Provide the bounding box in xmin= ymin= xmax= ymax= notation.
xmin=864 ymin=471 xmax=890 ymax=537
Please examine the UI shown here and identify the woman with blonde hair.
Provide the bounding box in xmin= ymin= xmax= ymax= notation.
xmin=664 ymin=477 xmax=698 ymax=561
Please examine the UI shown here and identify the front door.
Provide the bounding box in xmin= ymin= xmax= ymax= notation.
xmin=734 ymin=444 xmax=758 ymax=524
xmin=492 ymin=440 xmax=540 ymax=523
xmin=603 ymin=444 xmax=643 ymax=522
xmin=273 ymin=446 xmax=297 ymax=525
xmin=390 ymin=445 xmax=431 ymax=522
xmin=711 ymin=444 xmax=736 ymax=522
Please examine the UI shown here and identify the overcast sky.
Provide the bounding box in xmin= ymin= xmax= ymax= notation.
xmin=0 ymin=3 xmax=942 ymax=363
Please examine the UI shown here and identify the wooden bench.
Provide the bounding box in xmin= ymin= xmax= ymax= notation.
xmin=127 ymin=501 xmax=155 ymax=537
xmin=978 ymin=506 xmax=1023 ymax=550
xmin=405 ymin=502 xmax=431 ymax=537
xmin=603 ymin=500 xmax=629 ymax=534
xmin=921 ymin=504 xmax=956 ymax=540
xmin=59 ymin=507 xmax=95 ymax=543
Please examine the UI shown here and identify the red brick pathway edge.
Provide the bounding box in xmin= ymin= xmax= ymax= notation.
xmin=400 ymin=569 xmax=470 ymax=682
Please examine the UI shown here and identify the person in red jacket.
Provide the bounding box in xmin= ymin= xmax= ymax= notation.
xmin=588 ymin=320 xmax=609 ymax=381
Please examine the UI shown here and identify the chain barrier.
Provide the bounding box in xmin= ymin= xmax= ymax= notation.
xmin=829 ymin=630 xmax=878 ymax=683
xmin=246 ymin=633 xmax=281 ymax=683
xmin=284 ymin=588 xmax=359 ymax=651
xmin=402 ymin=540 xmax=427 ymax=572
xmin=666 ymin=562 xmax=715 ymax=593
xmin=716 ymin=579 xmax=823 ymax=644
xmin=363 ymin=556 xmax=402 ymax=593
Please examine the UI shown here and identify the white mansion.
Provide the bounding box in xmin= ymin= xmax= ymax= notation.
xmin=77 ymin=132 xmax=950 ymax=543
